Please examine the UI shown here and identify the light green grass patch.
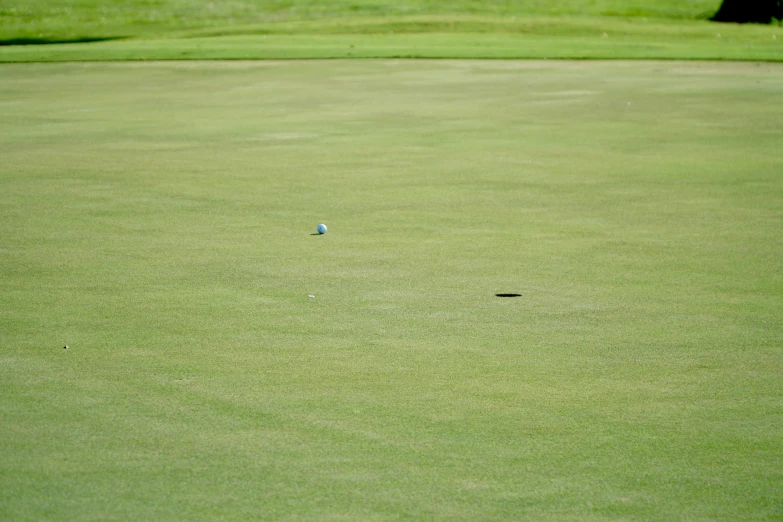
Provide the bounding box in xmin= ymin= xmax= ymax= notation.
xmin=1 ymin=60 xmax=782 ymax=520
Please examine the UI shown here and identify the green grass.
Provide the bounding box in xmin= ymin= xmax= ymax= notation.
xmin=1 ymin=60 xmax=782 ymax=520
xmin=2 ymin=28 xmax=782 ymax=62
xmin=1 ymin=0 xmax=782 ymax=61
xmin=0 ymin=0 xmax=720 ymax=40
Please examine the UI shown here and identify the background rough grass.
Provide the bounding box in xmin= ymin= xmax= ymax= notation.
xmin=2 ymin=0 xmax=781 ymax=62
xmin=1 ymin=1 xmax=719 ymax=40
xmin=1 ymin=60 xmax=782 ymax=520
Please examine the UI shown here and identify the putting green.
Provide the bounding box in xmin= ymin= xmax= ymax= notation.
xmin=1 ymin=60 xmax=781 ymax=520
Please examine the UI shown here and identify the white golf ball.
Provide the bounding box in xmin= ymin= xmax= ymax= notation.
xmin=317 ymin=224 xmax=327 ymax=234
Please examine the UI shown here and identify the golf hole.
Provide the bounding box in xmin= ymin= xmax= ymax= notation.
xmin=496 ymin=293 xmax=521 ymax=298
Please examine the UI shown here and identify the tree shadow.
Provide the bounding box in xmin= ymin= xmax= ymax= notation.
xmin=710 ymin=0 xmax=783 ymax=24
xmin=0 ymin=36 xmax=125 ymax=46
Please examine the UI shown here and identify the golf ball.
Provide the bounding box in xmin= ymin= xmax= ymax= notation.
xmin=317 ymin=224 xmax=327 ymax=234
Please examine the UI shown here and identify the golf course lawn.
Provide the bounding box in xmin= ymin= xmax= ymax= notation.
xmin=2 ymin=0 xmax=781 ymax=62
xmin=1 ymin=60 xmax=782 ymax=520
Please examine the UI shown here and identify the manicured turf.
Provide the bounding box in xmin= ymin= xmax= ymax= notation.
xmin=1 ymin=60 xmax=781 ymax=520
xmin=1 ymin=1 xmax=782 ymax=62
xmin=0 ymin=0 xmax=721 ymax=40
xmin=1 ymin=24 xmax=781 ymax=63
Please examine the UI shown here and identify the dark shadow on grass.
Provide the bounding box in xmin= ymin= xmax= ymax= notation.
xmin=0 ymin=36 xmax=126 ymax=46
xmin=496 ymin=293 xmax=522 ymax=297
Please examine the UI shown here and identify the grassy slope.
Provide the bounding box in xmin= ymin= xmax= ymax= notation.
xmin=1 ymin=0 xmax=782 ymax=61
xmin=1 ymin=1 xmax=719 ymax=40
xmin=1 ymin=27 xmax=781 ymax=62
xmin=1 ymin=60 xmax=781 ymax=520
